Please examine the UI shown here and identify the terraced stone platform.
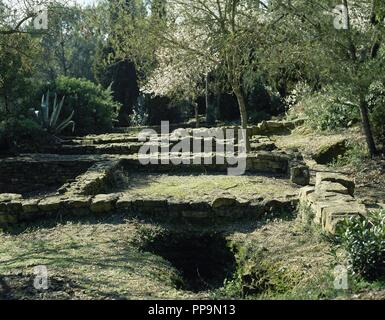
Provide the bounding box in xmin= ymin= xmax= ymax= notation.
xmin=0 ymin=123 xmax=328 ymax=229
xmin=0 ymin=155 xmax=301 ymax=225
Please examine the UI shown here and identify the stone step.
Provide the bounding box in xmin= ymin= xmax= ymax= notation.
xmin=43 ymin=139 xmax=277 ymax=156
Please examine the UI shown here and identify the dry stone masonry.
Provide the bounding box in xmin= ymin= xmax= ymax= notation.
xmin=0 ymin=122 xmax=311 ymax=227
xmin=299 ymin=172 xmax=367 ymax=234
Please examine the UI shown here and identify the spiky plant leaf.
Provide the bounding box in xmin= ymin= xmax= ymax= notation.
xmin=54 ymin=110 xmax=75 ymax=134
xmin=50 ymin=95 xmax=65 ymax=129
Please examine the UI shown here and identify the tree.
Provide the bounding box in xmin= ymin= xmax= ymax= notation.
xmin=272 ymin=0 xmax=385 ymax=157
xmin=0 ymin=33 xmax=39 ymax=114
xmin=91 ymin=0 xmax=144 ymax=126
xmin=0 ymin=0 xmax=73 ymax=114
xmin=0 ymin=0 xmax=67 ymax=35
xmin=142 ymin=45 xmax=211 ymax=127
xmin=33 ymin=3 xmax=99 ymax=82
xmin=109 ymin=0 xmax=273 ymax=150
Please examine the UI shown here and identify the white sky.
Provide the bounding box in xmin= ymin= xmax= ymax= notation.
xmin=74 ymin=0 xmax=99 ymax=5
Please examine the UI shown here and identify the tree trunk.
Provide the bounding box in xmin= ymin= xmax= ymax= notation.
xmin=205 ymin=73 xmax=209 ymax=122
xmin=194 ymin=101 xmax=200 ymax=128
xmin=359 ymin=96 xmax=377 ymax=157
xmin=4 ymin=93 xmax=10 ymax=113
xmin=233 ymin=86 xmax=250 ymax=152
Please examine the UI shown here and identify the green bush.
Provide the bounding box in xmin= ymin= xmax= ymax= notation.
xmin=43 ymin=76 xmax=120 ymax=135
xmin=0 ymin=116 xmax=49 ymax=152
xmin=301 ymin=90 xmax=360 ymax=131
xmin=332 ymin=140 xmax=369 ymax=169
xmin=367 ymin=81 xmax=385 ymax=147
xmin=141 ymin=95 xmax=187 ymax=126
xmin=339 ymin=210 xmax=385 ymax=280
xmin=247 ymin=81 xmax=285 ymax=123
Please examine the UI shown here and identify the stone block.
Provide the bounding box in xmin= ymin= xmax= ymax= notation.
xmin=38 ymin=196 xmax=65 ymax=212
xmin=299 ymin=186 xmax=315 ymax=202
xmin=317 ymin=181 xmax=350 ymax=195
xmin=90 ymin=194 xmax=118 ymax=213
xmin=116 ymin=195 xmax=134 ymax=210
xmin=315 ymin=172 xmax=355 ymax=196
xmin=322 ymin=203 xmax=367 ymax=234
xmin=0 ymin=193 xmax=23 ymax=202
xmin=290 ymin=164 xmax=310 ymax=186
xmin=211 ymin=196 xmax=238 ymax=209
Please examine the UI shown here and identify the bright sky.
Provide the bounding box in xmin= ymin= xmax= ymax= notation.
xmin=74 ymin=0 xmax=99 ymax=5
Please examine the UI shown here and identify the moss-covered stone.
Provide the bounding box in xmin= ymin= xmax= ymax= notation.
xmin=312 ymin=139 xmax=347 ymax=164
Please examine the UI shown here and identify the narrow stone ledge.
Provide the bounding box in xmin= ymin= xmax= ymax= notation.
xmin=38 ymin=196 xmax=67 ymax=212
xmin=22 ymin=198 xmax=40 ymax=214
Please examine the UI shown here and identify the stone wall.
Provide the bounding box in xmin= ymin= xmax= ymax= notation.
xmin=62 ymin=160 xmax=122 ymax=196
xmin=299 ymin=172 xmax=367 ymax=234
xmin=0 ymin=156 xmax=93 ymax=195
xmin=121 ymin=151 xmax=309 ymax=185
xmin=0 ymin=192 xmax=298 ymax=226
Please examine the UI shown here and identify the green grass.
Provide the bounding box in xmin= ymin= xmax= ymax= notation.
xmin=112 ymin=173 xmax=300 ymax=202
xmin=0 ymin=213 xmax=383 ymax=300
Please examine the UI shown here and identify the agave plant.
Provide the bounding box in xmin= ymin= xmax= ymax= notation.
xmin=35 ymin=91 xmax=75 ymax=135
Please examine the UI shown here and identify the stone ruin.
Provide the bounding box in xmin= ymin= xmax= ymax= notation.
xmin=0 ymin=121 xmax=367 ymax=233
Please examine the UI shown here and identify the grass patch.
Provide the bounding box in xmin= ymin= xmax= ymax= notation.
xmin=112 ymin=173 xmax=299 ymax=202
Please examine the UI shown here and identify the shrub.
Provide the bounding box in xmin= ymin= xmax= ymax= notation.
xmin=285 ymin=82 xmax=313 ymax=120
xmin=34 ymin=92 xmax=75 ymax=135
xmin=247 ymin=81 xmax=285 ymax=123
xmin=332 ymin=140 xmax=369 ymax=170
xmin=0 ymin=116 xmax=49 ymax=153
xmin=367 ymin=81 xmax=385 ymax=147
xmin=339 ymin=210 xmax=385 ymax=280
xmin=141 ymin=95 xmax=187 ymax=126
xmin=43 ymin=76 xmax=120 ymax=135
xmin=302 ymin=90 xmax=360 ymax=132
